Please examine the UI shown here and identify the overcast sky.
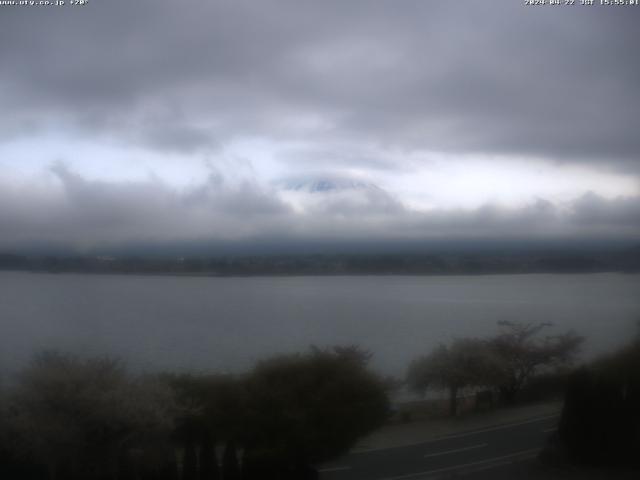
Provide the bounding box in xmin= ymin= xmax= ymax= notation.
xmin=0 ymin=0 xmax=639 ymax=253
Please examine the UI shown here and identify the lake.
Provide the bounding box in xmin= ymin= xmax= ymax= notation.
xmin=1 ymin=271 xmax=638 ymax=377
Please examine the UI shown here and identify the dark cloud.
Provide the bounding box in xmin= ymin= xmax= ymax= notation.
xmin=0 ymin=163 xmax=293 ymax=250
xmin=0 ymin=1 xmax=638 ymax=169
xmin=572 ymin=192 xmax=640 ymax=228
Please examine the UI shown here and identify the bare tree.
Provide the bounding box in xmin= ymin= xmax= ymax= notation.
xmin=491 ymin=321 xmax=583 ymax=404
xmin=407 ymin=338 xmax=503 ymax=416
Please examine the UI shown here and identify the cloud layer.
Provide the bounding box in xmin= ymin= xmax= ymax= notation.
xmin=0 ymin=164 xmax=637 ymax=252
xmin=1 ymin=1 xmax=639 ymax=166
xmin=0 ymin=1 xmax=638 ymax=251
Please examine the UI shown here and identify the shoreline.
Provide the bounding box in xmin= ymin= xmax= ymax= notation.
xmin=1 ymin=268 xmax=636 ymax=279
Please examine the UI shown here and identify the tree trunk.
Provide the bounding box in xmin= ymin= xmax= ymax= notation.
xmin=183 ymin=442 xmax=198 ymax=480
xmin=47 ymin=462 xmax=57 ymax=480
xmin=499 ymin=386 xmax=517 ymax=405
xmin=199 ymin=433 xmax=219 ymax=480
xmin=222 ymin=441 xmax=240 ymax=480
xmin=449 ymin=385 xmax=459 ymax=417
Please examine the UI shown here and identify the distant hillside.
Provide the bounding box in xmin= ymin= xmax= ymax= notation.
xmin=1 ymin=247 xmax=639 ymax=276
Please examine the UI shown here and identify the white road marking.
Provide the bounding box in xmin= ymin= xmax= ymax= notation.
xmin=378 ymin=448 xmax=540 ymax=480
xmin=352 ymin=413 xmax=559 ymax=454
xmin=318 ymin=466 xmax=351 ymax=473
xmin=542 ymin=427 xmax=557 ymax=433
xmin=433 ymin=414 xmax=559 ymax=441
xmin=423 ymin=443 xmax=487 ymax=458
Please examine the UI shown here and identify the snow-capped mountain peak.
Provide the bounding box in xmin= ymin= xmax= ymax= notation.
xmin=279 ymin=176 xmax=380 ymax=194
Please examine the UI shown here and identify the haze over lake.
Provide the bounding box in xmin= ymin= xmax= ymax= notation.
xmin=1 ymin=271 xmax=638 ymax=378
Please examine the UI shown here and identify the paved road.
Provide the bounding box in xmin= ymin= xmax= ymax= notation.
xmin=319 ymin=414 xmax=559 ymax=480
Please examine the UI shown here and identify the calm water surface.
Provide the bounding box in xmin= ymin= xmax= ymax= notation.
xmin=1 ymin=272 xmax=638 ymax=376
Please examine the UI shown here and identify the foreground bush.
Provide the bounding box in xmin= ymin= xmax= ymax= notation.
xmin=164 ymin=372 xmax=245 ymax=480
xmin=4 ymin=352 xmax=177 ymax=480
xmin=241 ymin=346 xmax=390 ymax=479
xmin=558 ymin=340 xmax=640 ymax=467
xmin=0 ymin=346 xmax=390 ymax=480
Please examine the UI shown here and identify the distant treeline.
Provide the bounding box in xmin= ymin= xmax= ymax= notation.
xmin=1 ymin=247 xmax=640 ymax=276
